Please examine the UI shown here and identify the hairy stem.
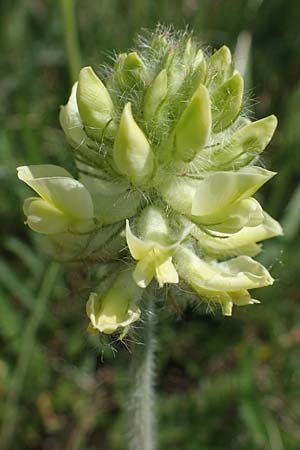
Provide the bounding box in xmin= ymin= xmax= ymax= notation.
xmin=128 ymin=295 xmax=157 ymax=450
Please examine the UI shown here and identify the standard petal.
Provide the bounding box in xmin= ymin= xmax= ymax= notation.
xmin=126 ymin=220 xmax=152 ymax=260
xmin=191 ymin=167 xmax=275 ymax=217
xmin=17 ymin=165 xmax=72 ymax=187
xmin=18 ymin=165 xmax=94 ymax=220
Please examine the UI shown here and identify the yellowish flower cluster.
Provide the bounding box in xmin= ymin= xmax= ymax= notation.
xmin=18 ymin=29 xmax=282 ymax=336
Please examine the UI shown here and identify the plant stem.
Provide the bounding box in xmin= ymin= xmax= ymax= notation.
xmin=128 ymin=295 xmax=157 ymax=450
xmin=60 ymin=0 xmax=81 ymax=83
xmin=0 ymin=262 xmax=60 ymax=448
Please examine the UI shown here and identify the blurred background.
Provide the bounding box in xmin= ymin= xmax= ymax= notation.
xmin=1 ymin=0 xmax=300 ymax=449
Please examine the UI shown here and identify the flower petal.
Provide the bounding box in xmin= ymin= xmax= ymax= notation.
xmin=126 ymin=220 xmax=152 ymax=260
xmin=23 ymin=197 xmax=70 ymax=234
xmin=192 ymin=167 xmax=275 ymax=217
xmin=204 ymin=256 xmax=274 ymax=291
xmin=59 ymin=82 xmax=90 ymax=149
xmin=174 ymin=246 xmax=273 ymax=301
xmin=18 ymin=165 xmax=94 ymax=220
xmin=86 ymin=270 xmax=142 ymax=334
xmin=155 ymin=255 xmax=179 ymax=287
xmin=133 ymin=254 xmax=155 ymax=288
xmin=198 ymin=198 xmax=264 ymax=234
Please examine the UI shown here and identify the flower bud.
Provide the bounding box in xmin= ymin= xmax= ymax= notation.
xmin=109 ymin=52 xmax=149 ymax=91
xmin=183 ymin=37 xmax=196 ymax=62
xmin=113 ymin=102 xmax=154 ymax=185
xmin=174 ymin=84 xmax=212 ymax=161
xmin=191 ymin=167 xmax=275 ymax=217
xmin=211 ymin=72 xmax=244 ymax=133
xmin=189 ymin=50 xmax=207 ymax=92
xmin=216 ymin=115 xmax=278 ymax=168
xmin=122 ymin=52 xmax=149 ymax=85
xmin=17 ymin=165 xmax=94 ymax=234
xmin=77 ymin=66 xmax=115 ymax=140
xmin=59 ymin=82 xmax=89 ymax=149
xmin=206 ymin=45 xmax=233 ymax=88
xmin=86 ymin=269 xmax=141 ymax=334
xmin=143 ymin=69 xmax=168 ymax=122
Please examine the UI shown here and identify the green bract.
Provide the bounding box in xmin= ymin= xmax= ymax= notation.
xmin=18 ymin=27 xmax=282 ymax=336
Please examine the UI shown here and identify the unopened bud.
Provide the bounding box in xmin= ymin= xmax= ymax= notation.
xmin=219 ymin=115 xmax=278 ymax=167
xmin=143 ymin=69 xmax=168 ymax=122
xmin=211 ymin=72 xmax=244 ymax=133
xmin=77 ymin=66 xmax=115 ymax=140
xmin=206 ymin=45 xmax=233 ymax=88
xmin=86 ymin=270 xmax=141 ymax=334
xmin=113 ymin=102 xmax=154 ymax=185
xmin=59 ymin=82 xmax=88 ymax=149
xmin=174 ymin=84 xmax=211 ymax=161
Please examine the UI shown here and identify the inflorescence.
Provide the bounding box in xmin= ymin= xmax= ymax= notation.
xmin=18 ymin=27 xmax=282 ymax=337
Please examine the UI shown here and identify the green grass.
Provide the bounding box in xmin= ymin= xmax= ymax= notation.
xmin=1 ymin=1 xmax=300 ymax=449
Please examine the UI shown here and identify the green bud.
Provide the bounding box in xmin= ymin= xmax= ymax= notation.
xmin=143 ymin=69 xmax=168 ymax=122
xmin=150 ymin=33 xmax=169 ymax=53
xmin=123 ymin=52 xmax=149 ymax=86
xmin=174 ymin=84 xmax=212 ymax=161
xmin=211 ymin=72 xmax=244 ymax=133
xmin=113 ymin=102 xmax=154 ymax=185
xmin=163 ymin=47 xmax=186 ymax=94
xmin=106 ymin=53 xmax=127 ymax=90
xmin=217 ymin=115 xmax=278 ymax=167
xmin=189 ymin=50 xmax=207 ymax=90
xmin=115 ymin=52 xmax=127 ymax=69
xmin=124 ymin=52 xmax=146 ymax=72
xmin=206 ymin=45 xmax=233 ymax=88
xmin=183 ymin=38 xmax=197 ymax=64
xmin=193 ymin=49 xmax=205 ymax=69
xmin=77 ymin=66 xmax=115 ymax=140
